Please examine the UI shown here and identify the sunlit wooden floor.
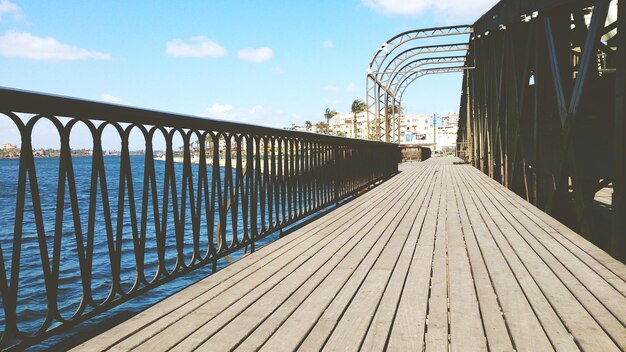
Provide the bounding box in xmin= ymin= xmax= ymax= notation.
xmin=74 ymin=158 xmax=626 ymax=352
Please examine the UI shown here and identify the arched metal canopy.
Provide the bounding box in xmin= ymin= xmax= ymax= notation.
xmin=388 ymin=56 xmax=467 ymax=104
xmin=366 ymin=25 xmax=473 ymax=142
xmin=395 ymin=66 xmax=467 ymax=102
xmin=380 ymin=57 xmax=467 ymax=142
xmin=368 ymin=25 xmax=472 ymax=73
xmin=382 ymin=66 xmax=468 ymax=143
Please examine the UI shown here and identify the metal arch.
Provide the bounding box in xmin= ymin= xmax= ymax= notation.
xmin=365 ymin=26 xmax=472 ymax=140
xmin=377 ymin=43 xmax=469 ymax=115
xmin=376 ymin=66 xmax=466 ymax=143
xmin=387 ymin=56 xmax=467 ymax=108
xmin=367 ymin=44 xmax=470 ymax=140
xmin=377 ymin=45 xmax=469 ymax=114
xmin=379 ymin=55 xmax=467 ymax=108
xmin=368 ymin=25 xmax=472 ymax=73
xmin=366 ymin=25 xmax=472 ymax=141
xmin=377 ymin=43 xmax=469 ymax=80
xmin=387 ymin=56 xmax=466 ymax=96
xmin=380 ymin=57 xmax=466 ymax=143
xmin=395 ymin=66 xmax=466 ymax=103
xmin=376 ymin=54 xmax=467 ymax=143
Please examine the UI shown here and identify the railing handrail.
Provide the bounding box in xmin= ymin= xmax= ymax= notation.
xmin=0 ymin=86 xmax=394 ymax=146
xmin=0 ymin=86 xmax=400 ymax=350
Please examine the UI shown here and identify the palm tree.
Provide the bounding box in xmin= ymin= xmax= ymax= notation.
xmin=315 ymin=121 xmax=328 ymax=133
xmin=324 ymin=108 xmax=338 ymax=134
xmin=385 ymin=103 xmax=403 ymax=142
xmin=351 ymin=99 xmax=367 ymax=139
xmin=386 ymin=103 xmax=402 ymax=116
xmin=305 ymin=120 xmax=312 ymax=132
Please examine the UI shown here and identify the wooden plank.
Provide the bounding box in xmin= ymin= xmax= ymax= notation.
xmin=449 ymin=166 xmax=514 ymax=351
xmin=322 ymin=165 xmax=439 ymax=351
xmin=461 ymin=167 xmax=581 ymax=351
xmin=260 ymin=166 xmax=437 ymax=351
xmin=446 ymin=165 xmax=488 ymax=351
xmin=74 ymin=159 xmax=626 ymax=352
xmin=480 ymin=171 xmax=626 ymax=285
xmin=386 ymin=164 xmax=443 ymax=351
xmin=141 ymin=168 xmax=424 ymax=352
xmin=100 ymin=169 xmax=420 ymax=350
xmin=358 ymin=164 xmax=440 ymax=352
xmin=73 ymin=166 xmax=410 ymax=351
xmin=425 ymin=164 xmax=450 ymax=352
xmin=452 ymin=162 xmax=555 ymax=351
xmin=196 ymin=166 xmax=435 ymax=351
xmin=463 ymin=166 xmax=625 ymax=350
xmin=478 ymin=170 xmax=626 ymax=296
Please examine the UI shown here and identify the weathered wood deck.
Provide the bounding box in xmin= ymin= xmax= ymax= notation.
xmin=74 ymin=158 xmax=626 ymax=352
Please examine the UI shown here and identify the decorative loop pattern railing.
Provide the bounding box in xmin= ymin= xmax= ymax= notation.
xmin=0 ymin=87 xmax=399 ymax=350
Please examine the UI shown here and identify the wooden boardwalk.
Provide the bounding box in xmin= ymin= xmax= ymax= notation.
xmin=74 ymin=158 xmax=626 ymax=352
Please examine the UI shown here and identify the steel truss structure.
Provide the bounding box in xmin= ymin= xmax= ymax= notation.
xmin=366 ymin=26 xmax=472 ymax=142
xmin=456 ymin=0 xmax=625 ymax=261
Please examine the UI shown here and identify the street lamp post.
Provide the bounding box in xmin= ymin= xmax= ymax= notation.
xmin=433 ymin=114 xmax=437 ymax=151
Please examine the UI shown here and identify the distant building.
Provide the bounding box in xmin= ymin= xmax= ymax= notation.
xmin=71 ymin=149 xmax=93 ymax=156
xmin=329 ymin=112 xmax=367 ymax=139
xmin=313 ymin=111 xmax=459 ymax=151
xmin=290 ymin=125 xmax=308 ymax=132
xmin=3 ymin=143 xmax=17 ymax=150
xmin=401 ymin=114 xmax=434 ymax=143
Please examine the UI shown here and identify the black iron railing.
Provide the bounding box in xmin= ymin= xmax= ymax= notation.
xmin=0 ymin=87 xmax=399 ymax=350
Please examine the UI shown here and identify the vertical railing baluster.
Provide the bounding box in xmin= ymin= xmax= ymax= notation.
xmin=261 ymin=138 xmax=269 ymax=233
xmin=230 ymin=135 xmax=241 ymax=247
xmin=295 ymin=140 xmax=302 ymax=217
xmin=168 ymin=130 xmax=183 ymax=273
xmin=210 ymin=132 xmax=221 ymax=269
xmin=245 ymin=135 xmax=255 ymax=252
xmin=158 ymin=132 xmax=173 ymax=277
xmin=189 ymin=131 xmax=202 ymax=265
xmin=138 ymin=132 xmax=151 ymax=284
xmin=278 ymin=138 xmax=285 ymax=226
xmin=197 ymin=131 xmax=212 ymax=262
xmin=119 ymin=127 xmax=141 ymax=292
xmin=113 ymin=131 xmax=129 ymax=293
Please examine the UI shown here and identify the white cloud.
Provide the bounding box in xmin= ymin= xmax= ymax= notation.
xmin=0 ymin=31 xmax=112 ymax=60
xmin=0 ymin=0 xmax=21 ymax=21
xmin=346 ymin=83 xmax=358 ymax=93
xmin=323 ymin=85 xmax=340 ymax=93
xmin=247 ymin=105 xmax=263 ymax=114
xmin=206 ymin=103 xmax=234 ymax=118
xmin=323 ymin=40 xmax=333 ymax=49
xmin=100 ymin=94 xmax=126 ymax=105
xmin=237 ymin=47 xmax=273 ymax=63
xmin=363 ymin=0 xmax=428 ymax=15
xmin=362 ymin=0 xmax=497 ymax=22
xmin=203 ymin=103 xmax=286 ymax=128
xmin=272 ymin=66 xmax=287 ymax=74
xmin=166 ymin=36 xmax=227 ymax=58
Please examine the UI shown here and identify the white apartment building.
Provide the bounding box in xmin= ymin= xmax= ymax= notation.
xmin=323 ymin=111 xmax=459 ymax=151
xmin=401 ymin=114 xmax=434 ymax=143
xmin=401 ymin=113 xmax=459 ymax=151
xmin=328 ymin=112 xmax=368 ymax=139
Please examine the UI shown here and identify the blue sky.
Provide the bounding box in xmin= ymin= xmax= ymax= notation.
xmin=0 ymin=0 xmax=497 ymax=137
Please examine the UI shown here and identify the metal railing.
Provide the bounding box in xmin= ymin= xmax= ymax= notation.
xmin=0 ymin=87 xmax=399 ymax=350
